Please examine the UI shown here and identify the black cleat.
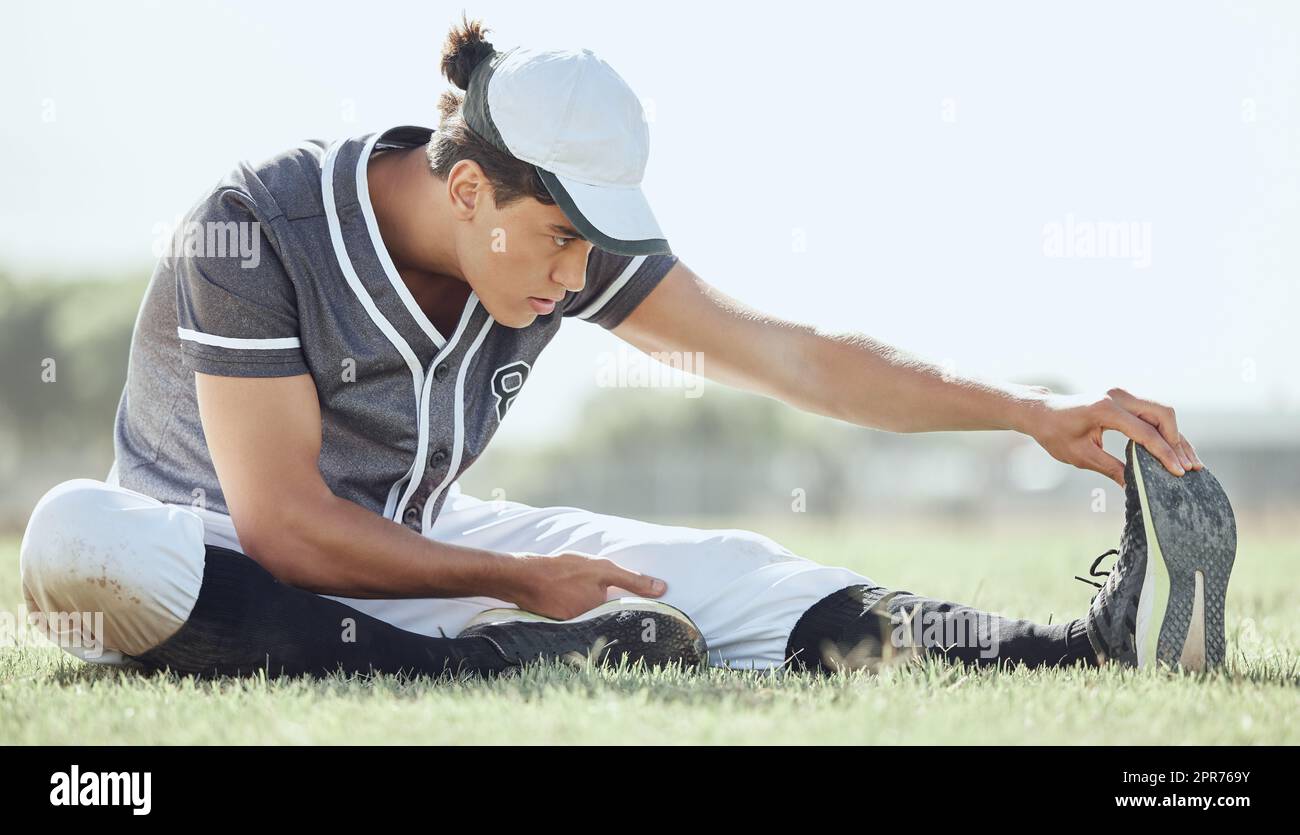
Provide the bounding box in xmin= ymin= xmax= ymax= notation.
xmin=1082 ymin=440 xmax=1237 ymax=671
xmin=457 ymin=598 xmax=708 ymax=670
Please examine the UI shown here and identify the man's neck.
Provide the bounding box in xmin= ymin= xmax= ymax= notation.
xmin=367 ymin=147 xmax=464 ymax=282
xmin=367 ymin=146 xmax=473 ymax=330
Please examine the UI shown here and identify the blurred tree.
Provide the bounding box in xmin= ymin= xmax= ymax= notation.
xmin=0 ymin=269 xmax=147 ymax=526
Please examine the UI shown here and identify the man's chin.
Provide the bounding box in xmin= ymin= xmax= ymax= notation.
xmin=482 ymin=302 xmax=537 ymax=329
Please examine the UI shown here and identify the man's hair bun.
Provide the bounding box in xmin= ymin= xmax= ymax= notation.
xmin=440 ymin=13 xmax=495 ymax=91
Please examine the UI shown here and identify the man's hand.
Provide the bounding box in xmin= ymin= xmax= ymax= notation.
xmin=504 ymin=553 xmax=667 ymax=621
xmin=1019 ymin=386 xmax=1204 ymax=486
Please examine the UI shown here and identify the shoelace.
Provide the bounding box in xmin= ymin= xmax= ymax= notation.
xmin=1074 ymin=548 xmax=1119 ymax=590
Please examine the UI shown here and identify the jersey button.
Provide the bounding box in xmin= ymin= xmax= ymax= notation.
xmin=403 ymin=506 xmax=421 ymax=525
xmin=430 ymin=448 xmax=448 ymax=467
xmin=433 ymin=362 xmax=450 ymax=382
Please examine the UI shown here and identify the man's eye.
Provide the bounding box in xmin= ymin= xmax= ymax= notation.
xmin=553 ymin=236 xmax=572 ymax=248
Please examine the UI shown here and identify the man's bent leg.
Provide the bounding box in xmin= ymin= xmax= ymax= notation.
xmin=134 ymin=546 xmax=510 ymax=678
xmin=19 ymin=480 xmax=510 ymax=678
xmin=20 ymin=479 xmax=207 ymax=664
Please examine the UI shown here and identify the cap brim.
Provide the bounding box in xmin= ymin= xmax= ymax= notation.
xmin=536 ymin=168 xmax=671 ymax=256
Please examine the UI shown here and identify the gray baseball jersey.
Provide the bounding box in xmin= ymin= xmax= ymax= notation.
xmin=113 ymin=125 xmax=678 ymax=532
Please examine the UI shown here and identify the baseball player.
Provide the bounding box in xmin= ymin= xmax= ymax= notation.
xmin=19 ymin=17 xmax=1236 ymax=678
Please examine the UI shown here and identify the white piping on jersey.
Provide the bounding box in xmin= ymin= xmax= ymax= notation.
xmin=571 ymin=255 xmax=646 ymax=320
xmin=323 ymin=138 xmax=429 ymax=518
xmin=355 ymin=132 xmax=447 ymax=350
xmin=324 ymin=134 xmax=488 ymax=524
xmin=395 ymin=302 xmax=490 ymax=528
xmin=422 ymin=315 xmax=495 ymax=532
xmin=176 ymin=327 xmax=302 ymax=350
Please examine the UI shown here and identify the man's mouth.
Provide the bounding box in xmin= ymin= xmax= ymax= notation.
xmin=528 ymin=296 xmax=558 ymax=315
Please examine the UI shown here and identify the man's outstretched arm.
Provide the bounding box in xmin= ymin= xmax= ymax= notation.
xmin=613 ymin=261 xmax=1202 ymax=486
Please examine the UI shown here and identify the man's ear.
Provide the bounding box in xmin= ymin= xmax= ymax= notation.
xmin=447 ymin=159 xmax=490 ymax=218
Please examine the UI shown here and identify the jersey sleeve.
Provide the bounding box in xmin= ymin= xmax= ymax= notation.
xmin=174 ymin=188 xmax=309 ymax=377
xmin=561 ymin=247 xmax=679 ymax=330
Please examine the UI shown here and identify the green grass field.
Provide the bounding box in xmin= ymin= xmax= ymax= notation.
xmin=1 ymin=514 xmax=1296 ymax=745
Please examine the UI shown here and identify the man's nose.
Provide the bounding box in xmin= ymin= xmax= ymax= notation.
xmin=553 ymin=247 xmax=590 ymax=294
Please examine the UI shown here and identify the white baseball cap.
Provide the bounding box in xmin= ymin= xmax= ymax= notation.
xmin=463 ymin=46 xmax=670 ymax=256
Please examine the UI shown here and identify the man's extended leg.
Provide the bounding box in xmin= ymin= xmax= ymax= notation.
xmin=345 ymin=483 xmax=1096 ymax=672
xmin=787 ymin=441 xmax=1238 ymax=674
xmin=785 ymin=584 xmax=1096 ymax=673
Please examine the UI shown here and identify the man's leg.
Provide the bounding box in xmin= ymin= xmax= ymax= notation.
xmin=19 ymin=480 xmax=511 ymax=678
xmin=345 ymin=484 xmax=1095 ymax=672
xmin=20 ymin=479 xmax=1091 ymax=678
xmin=786 ymin=441 xmax=1236 ymax=674
xmin=341 ymin=484 xmax=875 ymax=669
xmin=785 ymin=584 xmax=1097 ymax=673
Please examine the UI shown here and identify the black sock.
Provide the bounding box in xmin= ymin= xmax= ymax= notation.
xmin=133 ymin=546 xmax=513 ymax=679
xmin=786 ymin=584 xmax=1099 ymax=673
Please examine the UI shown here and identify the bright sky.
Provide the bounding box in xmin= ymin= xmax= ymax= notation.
xmin=4 ymin=1 xmax=1297 ymax=444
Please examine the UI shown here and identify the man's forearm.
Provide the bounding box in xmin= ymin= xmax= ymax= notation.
xmin=789 ymin=328 xmax=1046 ymax=434
xmin=238 ymin=488 xmax=524 ymax=600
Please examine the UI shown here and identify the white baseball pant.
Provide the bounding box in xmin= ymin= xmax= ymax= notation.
xmin=19 ymin=475 xmax=873 ymax=670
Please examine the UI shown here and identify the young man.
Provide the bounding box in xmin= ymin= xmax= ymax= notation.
xmin=19 ymin=19 xmax=1236 ymax=678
